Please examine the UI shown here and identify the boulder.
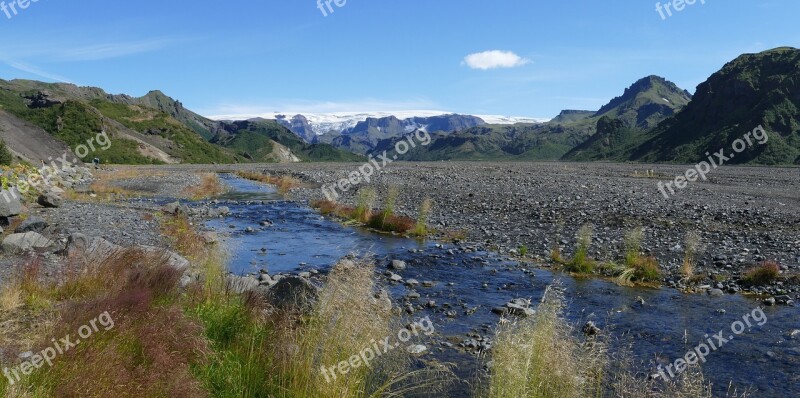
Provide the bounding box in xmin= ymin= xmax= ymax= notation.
xmin=37 ymin=193 xmax=62 ymax=208
xmin=2 ymin=232 xmax=54 ymax=253
xmin=226 ymin=274 xmax=261 ymax=294
xmin=0 ymin=189 xmax=23 ymax=217
xmin=162 ymin=201 xmax=189 ymax=215
xmin=264 ymin=276 xmax=320 ymax=312
xmin=14 ymin=217 xmax=49 ymax=233
xmin=65 ymin=233 xmax=123 ymax=259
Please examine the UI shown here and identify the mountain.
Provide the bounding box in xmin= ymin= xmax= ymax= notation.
xmin=210 ymin=119 xmax=365 ymax=163
xmin=625 ymin=47 xmax=800 ymax=165
xmin=0 ymin=80 xmax=237 ymax=164
xmin=274 ymin=114 xmax=316 ymax=143
xmin=316 ymin=114 xmax=487 ymax=154
xmin=393 ymin=76 xmax=690 ymax=161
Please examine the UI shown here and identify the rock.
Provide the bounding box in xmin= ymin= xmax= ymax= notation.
xmin=2 ymin=232 xmax=54 ymax=253
xmin=208 ymin=206 xmax=230 ymax=218
xmin=14 ymin=217 xmax=49 ymax=233
xmin=65 ymin=233 xmax=122 ymax=259
xmin=226 ymin=275 xmax=260 ymax=294
xmin=407 ymin=345 xmax=427 ymax=355
xmin=763 ymin=297 xmax=777 ymax=306
xmin=583 ymin=321 xmax=601 ymax=336
xmin=201 ymin=232 xmax=219 ymax=245
xmin=708 ymin=289 xmax=725 ymax=297
xmin=388 ymin=273 xmax=403 ymax=283
xmin=137 ymin=246 xmax=191 ymax=271
xmin=37 ymin=193 xmax=62 ymax=208
xmin=162 ymin=201 xmax=189 ymax=215
xmin=405 ymin=279 xmax=420 ymax=287
xmin=264 ymin=276 xmax=320 ymax=312
xmin=389 ymin=260 xmax=407 ymax=270
xmin=0 ymin=189 xmax=23 ymax=217
xmin=775 ymin=295 xmax=794 ymax=306
xmin=422 ymin=281 xmax=435 ymax=288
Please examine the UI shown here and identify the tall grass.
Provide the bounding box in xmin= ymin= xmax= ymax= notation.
xmin=617 ymin=227 xmax=662 ymax=286
xmin=414 ymin=198 xmax=432 ymax=237
xmin=184 ymin=173 xmax=226 ymax=200
xmin=566 ymin=225 xmax=595 ymax=274
xmin=354 ymin=187 xmax=377 ymax=223
xmin=235 ymin=171 xmax=301 ymax=193
xmin=488 ymin=284 xmax=605 ymax=398
xmin=682 ymin=231 xmax=700 ymax=279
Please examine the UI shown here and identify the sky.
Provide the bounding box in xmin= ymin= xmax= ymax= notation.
xmin=0 ymin=0 xmax=797 ymax=119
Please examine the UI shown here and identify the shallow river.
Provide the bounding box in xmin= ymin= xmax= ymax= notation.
xmin=203 ymin=174 xmax=799 ymax=397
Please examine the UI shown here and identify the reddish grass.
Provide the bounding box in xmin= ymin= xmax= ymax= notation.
xmin=236 ymin=171 xmax=301 ymax=193
xmin=742 ymin=260 xmax=781 ymax=286
xmin=367 ymin=213 xmax=415 ymax=234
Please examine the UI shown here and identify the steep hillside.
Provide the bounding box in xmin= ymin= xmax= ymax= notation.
xmin=398 ymin=76 xmax=689 ymax=161
xmin=0 ymin=80 xmax=237 ymax=164
xmin=628 ymin=47 xmax=800 ymax=165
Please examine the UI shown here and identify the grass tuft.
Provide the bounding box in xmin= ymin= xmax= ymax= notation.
xmin=741 ymin=261 xmax=780 ymax=286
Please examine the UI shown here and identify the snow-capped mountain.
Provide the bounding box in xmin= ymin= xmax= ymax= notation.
xmin=208 ymin=111 xmax=549 ymax=137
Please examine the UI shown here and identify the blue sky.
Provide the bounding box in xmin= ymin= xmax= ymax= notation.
xmin=0 ymin=0 xmax=797 ymax=118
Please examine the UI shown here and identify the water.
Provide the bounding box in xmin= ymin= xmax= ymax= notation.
xmin=204 ymin=174 xmax=800 ymax=397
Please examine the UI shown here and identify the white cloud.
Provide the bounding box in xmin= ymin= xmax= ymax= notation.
xmin=463 ymin=50 xmax=531 ymax=70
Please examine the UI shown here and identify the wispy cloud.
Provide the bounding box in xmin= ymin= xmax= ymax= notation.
xmin=1 ymin=37 xmax=184 ymax=62
xmin=5 ymin=61 xmax=75 ymax=84
xmin=463 ymin=50 xmax=531 ymax=70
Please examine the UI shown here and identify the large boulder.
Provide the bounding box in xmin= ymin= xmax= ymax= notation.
xmin=0 ymin=189 xmax=23 ymax=217
xmin=65 ymin=233 xmax=123 ymax=259
xmin=14 ymin=216 xmax=48 ymax=233
xmin=264 ymin=276 xmax=320 ymax=312
xmin=2 ymin=232 xmax=54 ymax=253
xmin=37 ymin=192 xmax=62 ymax=208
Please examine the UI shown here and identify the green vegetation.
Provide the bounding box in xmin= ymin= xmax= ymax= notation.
xmin=0 ymin=139 xmax=13 ymax=165
xmin=617 ymin=227 xmax=662 ymax=285
xmin=414 ymin=198 xmax=433 ymax=237
xmin=354 ymin=187 xmax=377 ymax=223
xmin=741 ymin=261 xmax=781 ymax=286
xmin=566 ymin=225 xmax=595 ymax=274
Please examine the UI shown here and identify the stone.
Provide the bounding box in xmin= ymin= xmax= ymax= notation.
xmin=14 ymin=217 xmax=48 ymax=233
xmin=0 ymin=189 xmax=23 ymax=217
xmin=161 ymin=201 xmax=188 ymax=215
xmin=265 ymin=276 xmax=320 ymax=312
xmin=2 ymin=232 xmax=54 ymax=253
xmin=37 ymin=193 xmax=62 ymax=208
xmin=389 ymin=260 xmax=407 ymax=270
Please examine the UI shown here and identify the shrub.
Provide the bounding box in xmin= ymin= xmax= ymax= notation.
xmin=367 ymin=212 xmax=415 ymax=234
xmin=682 ymin=231 xmax=700 ymax=279
xmin=518 ymin=245 xmax=529 ymax=257
xmin=742 ymin=261 xmax=780 ymax=286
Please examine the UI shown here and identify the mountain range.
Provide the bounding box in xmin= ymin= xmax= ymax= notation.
xmin=0 ymin=47 xmax=798 ymax=166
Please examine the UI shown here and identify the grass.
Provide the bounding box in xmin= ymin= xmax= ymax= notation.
xmin=184 ymin=173 xmax=226 ymax=200
xmin=310 ymin=190 xmax=421 ymax=236
xmin=682 ymin=231 xmax=701 ymax=279
xmin=616 ymin=228 xmax=662 ymax=286
xmin=488 ymin=284 xmax=605 ymax=398
xmin=414 ymin=198 xmax=432 ymax=237
xmin=235 ymin=171 xmax=301 ymax=193
xmin=741 ymin=261 xmax=781 ymax=286
xmin=354 ymin=188 xmax=377 ymax=223
xmin=566 ymin=225 xmax=595 ymax=274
